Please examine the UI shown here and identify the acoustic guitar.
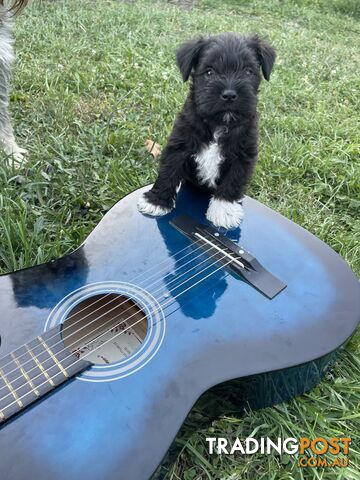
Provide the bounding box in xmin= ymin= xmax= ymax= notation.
xmin=0 ymin=184 xmax=358 ymax=480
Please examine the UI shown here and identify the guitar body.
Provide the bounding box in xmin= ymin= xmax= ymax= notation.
xmin=0 ymin=185 xmax=358 ymax=480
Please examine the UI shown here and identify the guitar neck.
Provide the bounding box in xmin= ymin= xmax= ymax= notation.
xmin=0 ymin=326 xmax=90 ymax=423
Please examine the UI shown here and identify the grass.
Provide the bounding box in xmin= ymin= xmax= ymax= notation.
xmin=1 ymin=0 xmax=359 ymax=478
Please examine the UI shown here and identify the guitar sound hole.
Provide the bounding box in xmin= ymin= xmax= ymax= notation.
xmin=62 ymin=293 xmax=148 ymax=365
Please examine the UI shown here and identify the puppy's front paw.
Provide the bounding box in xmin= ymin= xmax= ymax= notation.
xmin=137 ymin=192 xmax=173 ymax=217
xmin=11 ymin=147 xmax=28 ymax=163
xmin=1 ymin=139 xmax=28 ymax=165
xmin=206 ymin=197 xmax=244 ymax=229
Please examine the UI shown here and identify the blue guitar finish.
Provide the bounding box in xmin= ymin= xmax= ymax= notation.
xmin=0 ymin=185 xmax=359 ymax=480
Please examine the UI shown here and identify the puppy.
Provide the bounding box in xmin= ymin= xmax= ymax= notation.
xmin=138 ymin=33 xmax=275 ymax=229
xmin=0 ymin=0 xmax=28 ymax=162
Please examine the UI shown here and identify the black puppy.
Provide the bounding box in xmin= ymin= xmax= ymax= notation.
xmin=138 ymin=33 xmax=275 ymax=229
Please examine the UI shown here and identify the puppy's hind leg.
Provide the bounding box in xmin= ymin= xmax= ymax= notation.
xmin=0 ymin=12 xmax=27 ymax=163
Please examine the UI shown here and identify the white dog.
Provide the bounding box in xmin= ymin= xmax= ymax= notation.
xmin=0 ymin=0 xmax=28 ymax=162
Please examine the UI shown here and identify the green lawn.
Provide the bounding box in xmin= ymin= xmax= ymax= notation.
xmin=1 ymin=0 xmax=359 ymax=478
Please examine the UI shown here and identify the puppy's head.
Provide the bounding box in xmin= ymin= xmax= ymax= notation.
xmin=176 ymin=33 xmax=276 ymax=123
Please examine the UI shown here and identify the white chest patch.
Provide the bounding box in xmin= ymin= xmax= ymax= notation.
xmin=194 ymin=141 xmax=223 ymax=188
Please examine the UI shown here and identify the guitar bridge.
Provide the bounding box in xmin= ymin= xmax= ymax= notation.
xmin=170 ymin=215 xmax=286 ymax=299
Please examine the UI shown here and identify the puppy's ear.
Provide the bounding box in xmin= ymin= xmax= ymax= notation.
xmin=176 ymin=37 xmax=206 ymax=82
xmin=250 ymin=35 xmax=276 ymax=81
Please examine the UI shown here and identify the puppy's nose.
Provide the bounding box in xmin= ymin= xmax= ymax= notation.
xmin=221 ymin=89 xmax=237 ymax=101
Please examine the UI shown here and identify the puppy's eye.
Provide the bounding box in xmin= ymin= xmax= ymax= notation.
xmin=205 ymin=68 xmax=213 ymax=76
xmin=245 ymin=68 xmax=254 ymax=75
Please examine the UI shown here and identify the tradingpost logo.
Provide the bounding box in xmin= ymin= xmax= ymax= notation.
xmin=206 ymin=436 xmax=351 ymax=468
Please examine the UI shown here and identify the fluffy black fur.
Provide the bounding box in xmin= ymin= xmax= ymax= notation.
xmin=139 ymin=33 xmax=275 ymax=227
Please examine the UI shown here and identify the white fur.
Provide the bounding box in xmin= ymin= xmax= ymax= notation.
xmin=0 ymin=8 xmax=27 ymax=164
xmin=194 ymin=141 xmax=222 ymax=188
xmin=137 ymin=192 xmax=172 ymax=217
xmin=0 ymin=39 xmax=14 ymax=66
xmin=1 ymin=137 xmax=27 ymax=163
xmin=206 ymin=197 xmax=244 ymax=229
xmin=0 ymin=11 xmax=14 ymax=66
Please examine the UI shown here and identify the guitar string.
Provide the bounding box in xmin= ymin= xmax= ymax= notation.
xmin=0 ymin=237 xmax=219 ymax=391
xmin=1 ymin=252 xmax=234 ymax=414
xmin=0 ymin=241 xmax=231 ymax=401
xmin=0 ymin=239 xmax=222 ymax=392
xmin=1 ymin=252 xmax=235 ymax=412
xmin=0 ymin=236 xmax=206 ymax=372
xmin=0 ymin=234 xmax=211 ymax=377
xmin=0 ymin=242 xmax=236 ymax=405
